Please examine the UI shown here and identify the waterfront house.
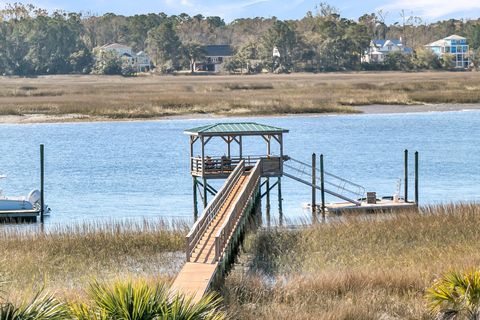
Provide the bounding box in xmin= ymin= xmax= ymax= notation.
xmin=425 ymin=35 xmax=469 ymax=69
xmin=98 ymin=43 xmax=152 ymax=72
xmin=196 ymin=45 xmax=234 ymax=73
xmin=362 ymin=38 xmax=413 ymax=63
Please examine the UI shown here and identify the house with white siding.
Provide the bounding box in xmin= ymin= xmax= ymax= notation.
xmin=98 ymin=43 xmax=152 ymax=72
xmin=362 ymin=38 xmax=413 ymax=63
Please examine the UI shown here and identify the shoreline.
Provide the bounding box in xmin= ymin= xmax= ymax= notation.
xmin=0 ymin=103 xmax=479 ymax=125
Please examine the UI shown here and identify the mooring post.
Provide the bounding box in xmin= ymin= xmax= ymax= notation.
xmin=311 ymin=153 xmax=316 ymax=216
xmin=415 ymin=151 xmax=419 ymax=206
xmin=320 ymin=154 xmax=326 ymax=220
xmin=40 ymin=144 xmax=45 ymax=223
xmin=193 ymin=177 xmax=198 ymax=221
xmin=404 ymin=149 xmax=408 ymax=203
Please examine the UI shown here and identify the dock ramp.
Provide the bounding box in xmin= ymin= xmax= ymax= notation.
xmin=171 ymin=160 xmax=261 ymax=302
xmin=283 ymin=157 xmax=365 ymax=206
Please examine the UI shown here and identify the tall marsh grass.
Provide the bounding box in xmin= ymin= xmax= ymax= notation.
xmin=0 ymin=220 xmax=188 ymax=301
xmin=223 ymin=204 xmax=480 ymax=319
xmin=0 ymin=72 xmax=479 ymax=120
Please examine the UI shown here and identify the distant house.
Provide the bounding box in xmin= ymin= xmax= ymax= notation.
xmin=196 ymin=45 xmax=234 ymax=73
xmin=362 ymin=38 xmax=413 ymax=63
xmin=425 ymin=35 xmax=469 ymax=69
xmin=98 ymin=43 xmax=152 ymax=72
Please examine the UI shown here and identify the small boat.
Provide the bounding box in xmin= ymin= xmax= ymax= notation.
xmin=0 ymin=175 xmax=50 ymax=215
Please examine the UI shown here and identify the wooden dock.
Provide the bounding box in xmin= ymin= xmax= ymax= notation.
xmin=171 ymin=160 xmax=261 ymax=302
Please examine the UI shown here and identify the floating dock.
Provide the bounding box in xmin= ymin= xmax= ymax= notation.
xmin=0 ymin=209 xmax=41 ymax=222
xmin=326 ymin=200 xmax=417 ymax=214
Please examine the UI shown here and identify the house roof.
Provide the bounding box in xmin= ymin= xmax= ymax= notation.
xmin=444 ymin=34 xmax=466 ymax=40
xmin=372 ymin=39 xmax=402 ymax=47
xmin=184 ymin=122 xmax=288 ymax=136
xmin=101 ymin=43 xmax=132 ymax=50
xmin=203 ymin=45 xmax=234 ymax=57
xmin=426 ymin=35 xmax=467 ymax=47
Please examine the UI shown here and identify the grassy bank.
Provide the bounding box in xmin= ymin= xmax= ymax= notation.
xmin=1 ymin=72 xmax=480 ymax=120
xmin=0 ymin=220 xmax=187 ymax=302
xmin=223 ymin=204 xmax=480 ymax=319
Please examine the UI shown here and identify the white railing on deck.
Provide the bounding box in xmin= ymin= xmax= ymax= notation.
xmin=186 ymin=160 xmax=246 ymax=262
xmin=214 ymin=161 xmax=261 ymax=262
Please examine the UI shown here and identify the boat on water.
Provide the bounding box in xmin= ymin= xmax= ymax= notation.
xmin=0 ymin=175 xmax=50 ymax=215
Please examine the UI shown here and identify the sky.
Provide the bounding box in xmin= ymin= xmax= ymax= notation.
xmin=3 ymin=0 xmax=480 ymax=23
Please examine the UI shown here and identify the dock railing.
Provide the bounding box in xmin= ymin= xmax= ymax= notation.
xmin=191 ymin=155 xmax=282 ymax=176
xmin=214 ymin=161 xmax=261 ymax=262
xmin=186 ymin=160 xmax=246 ymax=262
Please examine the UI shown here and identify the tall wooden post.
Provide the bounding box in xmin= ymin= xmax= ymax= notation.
xmin=320 ymin=154 xmax=326 ymax=220
xmin=415 ymin=151 xmax=419 ymax=205
xmin=40 ymin=144 xmax=45 ymax=223
xmin=193 ymin=177 xmax=198 ymax=221
xmin=311 ymin=153 xmax=316 ymax=216
xmin=404 ymin=149 xmax=408 ymax=203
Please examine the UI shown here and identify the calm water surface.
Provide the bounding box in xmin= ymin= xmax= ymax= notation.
xmin=0 ymin=109 xmax=479 ymax=227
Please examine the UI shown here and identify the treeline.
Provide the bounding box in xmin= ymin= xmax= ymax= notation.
xmin=1 ymin=3 xmax=480 ymax=75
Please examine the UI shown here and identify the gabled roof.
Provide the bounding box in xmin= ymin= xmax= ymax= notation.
xmin=184 ymin=122 xmax=289 ymax=136
xmin=372 ymin=39 xmax=402 ymax=47
xmin=444 ymin=34 xmax=466 ymax=40
xmin=203 ymin=45 xmax=234 ymax=57
xmin=426 ymin=35 xmax=468 ymax=47
xmin=101 ymin=43 xmax=132 ymax=50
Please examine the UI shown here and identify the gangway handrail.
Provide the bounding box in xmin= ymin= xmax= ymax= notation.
xmin=213 ymin=161 xmax=261 ymax=262
xmin=283 ymin=157 xmax=366 ymax=199
xmin=285 ymin=157 xmax=365 ymax=190
xmin=186 ymin=160 xmax=246 ymax=261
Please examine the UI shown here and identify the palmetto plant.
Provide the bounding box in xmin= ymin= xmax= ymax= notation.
xmin=0 ymin=291 xmax=68 ymax=320
xmin=426 ymin=270 xmax=480 ymax=320
xmin=69 ymin=279 xmax=225 ymax=320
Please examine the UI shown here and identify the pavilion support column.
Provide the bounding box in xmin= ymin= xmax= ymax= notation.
xmin=279 ymin=134 xmax=284 ymax=174
xmin=278 ymin=177 xmax=283 ymax=226
xmin=239 ymin=136 xmax=243 ymax=159
xmin=266 ymin=177 xmax=271 ymax=227
xmin=227 ymin=136 xmax=231 ymax=158
xmin=267 ymin=135 xmax=271 ymax=156
xmin=203 ymin=177 xmax=208 ymax=208
xmin=200 ymin=135 xmax=207 ymax=208
xmin=193 ymin=177 xmax=198 ymax=221
xmin=190 ymin=136 xmax=194 ymax=172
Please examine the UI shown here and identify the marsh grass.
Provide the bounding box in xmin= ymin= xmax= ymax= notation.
xmin=0 ymin=72 xmax=478 ymax=119
xmin=223 ymin=204 xmax=480 ymax=319
xmin=0 ymin=219 xmax=188 ymax=302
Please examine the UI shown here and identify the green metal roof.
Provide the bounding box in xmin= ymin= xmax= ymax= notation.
xmin=184 ymin=122 xmax=289 ymax=136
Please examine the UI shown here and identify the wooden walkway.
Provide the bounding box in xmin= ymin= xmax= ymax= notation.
xmin=171 ymin=160 xmax=261 ymax=302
